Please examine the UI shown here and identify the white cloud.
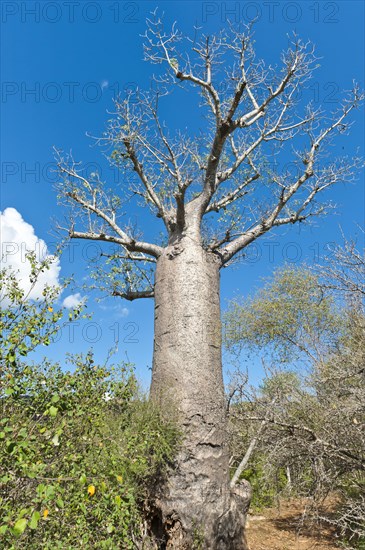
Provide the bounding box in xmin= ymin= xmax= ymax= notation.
xmin=99 ymin=303 xmax=129 ymax=318
xmin=0 ymin=207 xmax=61 ymax=301
xmin=62 ymin=293 xmax=85 ymax=309
xmin=119 ymin=307 xmax=129 ymax=318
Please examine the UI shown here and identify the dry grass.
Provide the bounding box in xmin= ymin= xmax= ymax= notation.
xmin=247 ymin=498 xmax=341 ymax=550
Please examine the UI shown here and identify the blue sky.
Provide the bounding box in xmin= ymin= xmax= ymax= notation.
xmin=1 ymin=0 xmax=364 ymax=388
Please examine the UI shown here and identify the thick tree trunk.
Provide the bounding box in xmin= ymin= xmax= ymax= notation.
xmin=149 ymin=238 xmax=249 ymax=549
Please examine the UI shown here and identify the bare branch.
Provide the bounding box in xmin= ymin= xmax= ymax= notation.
xmin=112 ymin=289 xmax=154 ymax=301
xmin=230 ymin=398 xmax=276 ymax=488
xmin=219 ymin=89 xmax=363 ymax=266
xmin=69 ymin=230 xmax=162 ymax=258
xmin=122 ymin=137 xmax=171 ymax=226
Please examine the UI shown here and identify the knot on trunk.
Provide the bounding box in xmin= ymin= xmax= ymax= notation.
xmin=166 ymin=243 xmax=184 ymax=260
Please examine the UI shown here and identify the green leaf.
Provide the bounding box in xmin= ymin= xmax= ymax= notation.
xmin=29 ymin=511 xmax=40 ymax=530
xmin=13 ymin=518 xmax=27 ymax=536
xmin=49 ymin=406 xmax=58 ymax=417
xmin=36 ymin=484 xmax=46 ymax=497
xmin=44 ymin=485 xmax=55 ymax=499
xmin=18 ymin=427 xmax=27 ymax=438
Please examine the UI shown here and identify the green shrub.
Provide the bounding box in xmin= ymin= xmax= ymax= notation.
xmin=0 ymin=355 xmax=179 ymax=548
xmin=240 ymin=460 xmax=287 ymax=511
xmin=0 ymin=257 xmax=179 ymax=548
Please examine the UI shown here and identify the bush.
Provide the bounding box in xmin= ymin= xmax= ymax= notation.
xmin=226 ymin=256 xmax=365 ymax=543
xmin=240 ymin=460 xmax=287 ymax=511
xmin=0 ymin=355 xmax=179 ymax=548
xmin=0 ymin=257 xmax=179 ymax=548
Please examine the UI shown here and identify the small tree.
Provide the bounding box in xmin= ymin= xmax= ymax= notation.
xmin=0 ymin=252 xmax=82 ymax=373
xmin=225 ymin=255 xmax=365 ymax=545
xmin=56 ymin=16 xmax=363 ymax=548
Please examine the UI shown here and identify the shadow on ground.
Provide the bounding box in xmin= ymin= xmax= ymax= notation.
xmin=247 ymin=498 xmax=339 ymax=550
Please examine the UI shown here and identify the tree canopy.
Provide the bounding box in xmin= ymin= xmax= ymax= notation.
xmin=56 ymin=16 xmax=363 ymax=299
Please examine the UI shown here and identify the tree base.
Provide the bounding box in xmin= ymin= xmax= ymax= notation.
xmin=147 ymin=479 xmax=251 ymax=549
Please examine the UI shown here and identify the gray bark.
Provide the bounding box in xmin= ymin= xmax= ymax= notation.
xmin=149 ymin=237 xmax=249 ymax=549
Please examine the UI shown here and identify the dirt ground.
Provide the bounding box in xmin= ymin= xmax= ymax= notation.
xmin=246 ymin=498 xmax=340 ymax=550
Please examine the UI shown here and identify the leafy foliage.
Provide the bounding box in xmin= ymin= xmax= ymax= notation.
xmin=0 ymin=357 xmax=178 ymax=549
xmin=224 ymin=265 xmax=341 ymax=362
xmin=0 ymin=259 xmax=179 ymax=549
xmin=0 ymin=252 xmax=84 ymax=370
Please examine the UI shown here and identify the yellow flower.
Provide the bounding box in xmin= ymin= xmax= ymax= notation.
xmin=116 ymin=475 xmax=123 ymax=483
xmin=88 ymin=485 xmax=96 ymax=496
xmin=48 ymin=307 xmax=53 ymax=312
xmin=43 ymin=509 xmax=49 ymax=518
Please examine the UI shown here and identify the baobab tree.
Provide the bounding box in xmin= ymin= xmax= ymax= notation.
xmin=56 ymin=15 xmax=363 ymax=549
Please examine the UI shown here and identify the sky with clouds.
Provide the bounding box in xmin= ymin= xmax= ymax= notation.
xmin=1 ymin=207 xmax=61 ymax=299
xmin=1 ymin=0 xmax=364 ymax=387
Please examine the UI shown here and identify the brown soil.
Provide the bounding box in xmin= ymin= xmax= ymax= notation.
xmin=246 ymin=498 xmax=340 ymax=550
